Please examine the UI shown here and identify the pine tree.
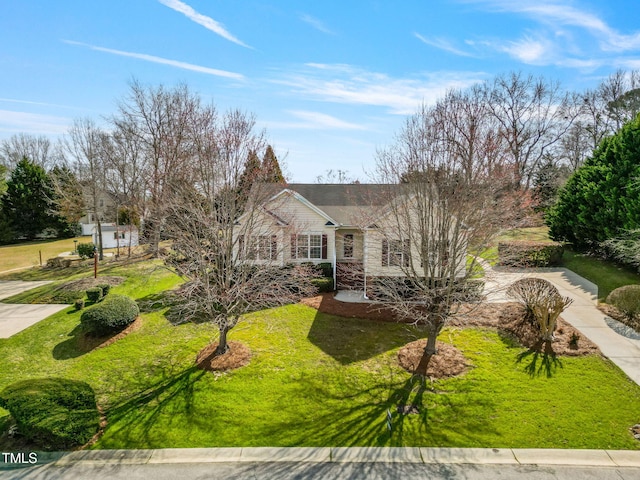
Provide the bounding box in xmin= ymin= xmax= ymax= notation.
xmin=261 ymin=145 xmax=285 ymax=184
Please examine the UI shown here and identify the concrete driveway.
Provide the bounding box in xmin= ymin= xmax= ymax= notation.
xmin=0 ymin=281 xmax=68 ymax=338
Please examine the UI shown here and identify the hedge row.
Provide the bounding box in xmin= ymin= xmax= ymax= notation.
xmin=498 ymin=241 xmax=564 ymax=267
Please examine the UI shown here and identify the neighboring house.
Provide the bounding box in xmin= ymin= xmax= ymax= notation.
xmin=236 ymin=184 xmax=466 ymax=295
xmin=78 ymin=190 xmax=117 ymax=235
xmin=92 ymin=223 xmax=139 ymax=250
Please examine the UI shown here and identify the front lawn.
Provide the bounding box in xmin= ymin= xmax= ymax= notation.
xmin=0 ymin=237 xmax=92 ymax=273
xmin=2 ymin=260 xmax=640 ymax=450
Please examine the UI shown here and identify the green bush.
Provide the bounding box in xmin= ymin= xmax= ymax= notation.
xmin=0 ymin=378 xmax=100 ymax=450
xmin=74 ymin=298 xmax=85 ymax=311
xmin=86 ymin=287 xmax=103 ymax=303
xmin=316 ymin=262 xmax=333 ymax=278
xmin=311 ymin=277 xmax=334 ymax=293
xmin=606 ymin=285 xmax=640 ymax=320
xmin=498 ymin=241 xmax=564 ymax=267
xmin=96 ymin=283 xmax=111 ymax=297
xmin=76 ymin=242 xmax=95 ymax=260
xmin=80 ymin=294 xmax=140 ymax=336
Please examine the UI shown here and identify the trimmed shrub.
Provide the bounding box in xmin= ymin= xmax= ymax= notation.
xmin=96 ymin=283 xmax=111 ymax=297
xmin=80 ymin=294 xmax=139 ymax=336
xmin=606 ymin=285 xmax=640 ymax=320
xmin=316 ymin=262 xmax=333 ymax=278
xmin=0 ymin=378 xmax=100 ymax=450
xmin=86 ymin=287 xmax=102 ymax=303
xmin=311 ymin=277 xmax=334 ymax=293
xmin=74 ymin=298 xmax=85 ymax=311
xmin=498 ymin=241 xmax=564 ymax=267
xmin=76 ymin=242 xmax=95 ymax=260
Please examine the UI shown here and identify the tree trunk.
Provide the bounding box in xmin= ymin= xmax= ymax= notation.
xmin=414 ymin=330 xmax=438 ymax=376
xmin=215 ymin=326 xmax=230 ymax=356
xmin=96 ymin=217 xmax=104 ymax=261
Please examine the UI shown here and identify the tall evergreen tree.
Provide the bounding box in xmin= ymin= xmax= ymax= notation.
xmin=261 ymin=145 xmax=285 ymax=184
xmin=2 ymin=157 xmax=54 ymax=240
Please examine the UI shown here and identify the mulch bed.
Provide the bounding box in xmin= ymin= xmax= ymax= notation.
xmin=397 ymin=341 xmax=468 ymax=378
xmin=196 ymin=341 xmax=252 ymax=372
xmin=63 ymin=276 xmax=126 ymax=291
xmin=598 ymin=304 xmax=640 ymax=331
xmin=76 ymin=317 xmax=143 ymax=352
xmin=302 ymin=293 xmax=600 ymax=360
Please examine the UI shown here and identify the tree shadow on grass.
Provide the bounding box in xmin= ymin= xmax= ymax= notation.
xmin=307 ymin=304 xmax=419 ymax=364
xmin=52 ymin=319 xmax=136 ymax=360
xmin=98 ymin=365 xmax=208 ymax=448
xmin=516 ymin=341 xmax=563 ymax=378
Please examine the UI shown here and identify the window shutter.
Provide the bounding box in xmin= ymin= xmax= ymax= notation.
xmin=271 ymin=235 xmax=278 ymax=260
xmin=290 ymin=234 xmax=297 ymax=259
xmin=403 ymin=239 xmax=410 ymax=267
xmin=381 ymin=239 xmax=388 ymax=266
xmin=321 ymin=234 xmax=328 ymax=259
xmin=238 ymin=235 xmax=245 ymax=258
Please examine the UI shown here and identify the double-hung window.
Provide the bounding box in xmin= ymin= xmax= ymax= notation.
xmin=381 ymin=239 xmax=410 ymax=267
xmin=291 ymin=234 xmax=327 ymax=260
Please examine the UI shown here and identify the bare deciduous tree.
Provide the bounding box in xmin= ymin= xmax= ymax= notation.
xmin=0 ymin=133 xmax=59 ymax=170
xmin=164 ymin=107 xmax=316 ymax=357
xmin=368 ymin=101 xmax=519 ymax=375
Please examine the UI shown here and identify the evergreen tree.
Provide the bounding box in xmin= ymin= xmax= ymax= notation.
xmin=547 ymin=116 xmax=640 ymax=249
xmin=261 ymin=145 xmax=285 ymax=184
xmin=2 ymin=157 xmax=54 ymax=240
xmin=237 ymin=149 xmax=261 ymax=194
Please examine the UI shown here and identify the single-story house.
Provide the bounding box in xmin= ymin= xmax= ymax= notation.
xmin=236 ymin=184 xmax=467 ymax=296
xmin=92 ymin=223 xmax=139 ymax=250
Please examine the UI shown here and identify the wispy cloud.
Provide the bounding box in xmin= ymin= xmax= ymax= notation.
xmin=466 ymin=0 xmax=640 ymax=52
xmin=271 ymin=63 xmax=486 ymax=115
xmin=0 ymin=98 xmax=87 ymax=111
xmin=497 ymin=35 xmax=552 ymax=64
xmin=299 ymin=14 xmax=336 ymax=35
xmin=0 ymin=110 xmax=70 ymax=135
xmin=277 ymin=110 xmax=365 ymax=130
xmin=158 ymin=0 xmax=251 ymax=48
xmin=63 ymin=40 xmax=244 ymax=80
xmin=414 ymin=33 xmax=475 ymax=57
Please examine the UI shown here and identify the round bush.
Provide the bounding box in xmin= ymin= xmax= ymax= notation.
xmin=0 ymin=378 xmax=100 ymax=450
xmin=606 ymin=285 xmax=640 ymax=320
xmin=96 ymin=283 xmax=111 ymax=297
xmin=80 ymin=294 xmax=140 ymax=336
xmin=76 ymin=242 xmax=96 ymax=260
xmin=74 ymin=298 xmax=85 ymax=311
xmin=86 ymin=287 xmax=102 ymax=303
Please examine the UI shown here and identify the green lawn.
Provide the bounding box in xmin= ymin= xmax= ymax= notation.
xmin=1 ymin=260 xmax=640 ymax=449
xmin=0 ymin=237 xmax=93 ymax=273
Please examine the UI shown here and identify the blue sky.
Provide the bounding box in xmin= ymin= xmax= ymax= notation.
xmin=2 ymin=0 xmax=640 ymax=181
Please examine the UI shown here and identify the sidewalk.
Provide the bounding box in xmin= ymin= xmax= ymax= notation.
xmin=3 ymin=447 xmax=640 ymax=469
xmin=481 ymin=262 xmax=640 ymax=386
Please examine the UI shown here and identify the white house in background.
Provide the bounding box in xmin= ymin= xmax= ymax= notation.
xmin=236 ymin=184 xmax=467 ymax=295
xmin=92 ymin=223 xmax=139 ymax=250
xmin=78 ymin=190 xmax=117 ymax=235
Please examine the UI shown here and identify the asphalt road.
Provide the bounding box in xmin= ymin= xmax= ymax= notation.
xmin=2 ymin=462 xmax=640 ymax=480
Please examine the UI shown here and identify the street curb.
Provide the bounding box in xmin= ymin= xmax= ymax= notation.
xmin=3 ymin=447 xmax=640 ymax=469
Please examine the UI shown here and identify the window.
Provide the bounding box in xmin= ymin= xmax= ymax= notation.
xmin=244 ymin=235 xmax=278 ymax=260
xmin=381 ymin=239 xmax=410 ymax=267
xmin=343 ymin=234 xmax=354 ymax=258
xmin=99 ymin=199 xmax=104 ymax=207
xmin=113 ymin=232 xmax=125 ymax=240
xmin=291 ymin=234 xmax=327 ymax=260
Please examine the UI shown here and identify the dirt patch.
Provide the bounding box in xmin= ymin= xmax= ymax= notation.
xmin=598 ymin=304 xmax=640 ymax=331
xmin=302 ymin=294 xmax=599 ymax=357
xmin=76 ymin=317 xmax=143 ymax=352
xmin=397 ymin=341 xmax=468 ymax=378
xmin=63 ymin=276 xmax=125 ymax=291
xmin=196 ymin=341 xmax=251 ymax=372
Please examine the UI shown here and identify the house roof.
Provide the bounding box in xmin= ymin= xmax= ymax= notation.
xmin=256 ymin=183 xmax=400 ymax=227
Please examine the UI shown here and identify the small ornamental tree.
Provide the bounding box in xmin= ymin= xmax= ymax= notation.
xmin=506 ymin=278 xmax=573 ymax=341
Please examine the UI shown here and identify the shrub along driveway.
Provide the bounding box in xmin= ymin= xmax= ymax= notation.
xmin=0 ymin=281 xmax=68 ymax=338
xmin=482 ymin=262 xmax=640 ymax=386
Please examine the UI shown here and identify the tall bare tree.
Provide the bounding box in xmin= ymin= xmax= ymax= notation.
xmin=165 ymin=106 xmax=315 ymax=357
xmin=369 ymin=102 xmax=519 ymax=375
xmin=0 ymin=133 xmax=59 ymax=170
xmin=63 ymin=118 xmax=108 ymax=259
xmin=114 ymin=80 xmax=201 ymax=256
xmin=484 ymin=72 xmax=576 ymax=189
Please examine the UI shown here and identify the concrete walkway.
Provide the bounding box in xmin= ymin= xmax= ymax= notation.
xmin=0 ymin=281 xmax=68 ymax=338
xmin=481 ymin=262 xmax=640 ymax=386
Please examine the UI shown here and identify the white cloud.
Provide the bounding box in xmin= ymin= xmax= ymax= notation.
xmin=158 ymin=0 xmax=251 ymax=48
xmin=299 ymin=14 xmax=336 ymax=35
xmin=0 ymin=110 xmax=70 ymax=135
xmin=282 ymin=111 xmax=365 ymax=130
xmin=63 ymin=40 xmax=244 ymax=80
xmin=500 ymin=35 xmax=550 ymax=64
xmin=414 ymin=33 xmax=475 ymax=57
xmin=271 ymin=64 xmax=487 ymax=115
